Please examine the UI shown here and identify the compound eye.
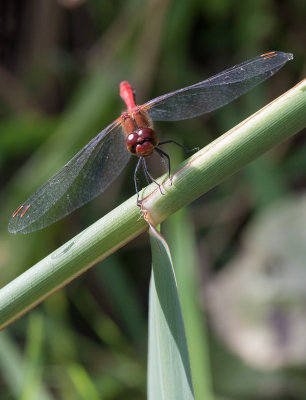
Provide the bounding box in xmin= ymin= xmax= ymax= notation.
xmin=137 ymin=128 xmax=158 ymax=146
xmin=126 ymin=133 xmax=138 ymax=154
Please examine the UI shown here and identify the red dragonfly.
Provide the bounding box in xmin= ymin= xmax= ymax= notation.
xmin=9 ymin=51 xmax=292 ymax=234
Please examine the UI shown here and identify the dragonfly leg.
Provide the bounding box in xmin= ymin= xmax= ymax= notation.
xmin=134 ymin=156 xmax=143 ymax=204
xmin=141 ymin=157 xmax=151 ymax=186
xmin=142 ymin=158 xmax=164 ymax=195
xmin=155 ymin=147 xmax=171 ymax=181
xmin=158 ymin=139 xmax=199 ymax=153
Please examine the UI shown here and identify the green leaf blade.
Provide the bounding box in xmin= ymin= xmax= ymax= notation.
xmin=148 ymin=226 xmax=194 ymax=400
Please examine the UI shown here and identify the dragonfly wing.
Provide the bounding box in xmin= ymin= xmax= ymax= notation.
xmin=9 ymin=121 xmax=130 ymax=234
xmin=145 ymin=51 xmax=293 ymax=121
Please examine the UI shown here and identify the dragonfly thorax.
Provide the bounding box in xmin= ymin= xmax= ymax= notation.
xmin=126 ymin=128 xmax=158 ymax=157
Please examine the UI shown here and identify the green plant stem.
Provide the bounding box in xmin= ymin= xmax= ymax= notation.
xmin=0 ymin=79 xmax=305 ymax=330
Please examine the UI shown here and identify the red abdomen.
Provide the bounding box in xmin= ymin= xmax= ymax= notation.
xmin=120 ymin=81 xmax=136 ymax=112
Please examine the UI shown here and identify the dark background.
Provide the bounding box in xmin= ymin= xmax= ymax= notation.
xmin=0 ymin=0 xmax=305 ymax=398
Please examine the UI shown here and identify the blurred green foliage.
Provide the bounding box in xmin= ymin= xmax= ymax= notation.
xmin=0 ymin=0 xmax=305 ymax=398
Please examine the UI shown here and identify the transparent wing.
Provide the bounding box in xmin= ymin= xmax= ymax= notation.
xmin=9 ymin=121 xmax=130 ymax=234
xmin=145 ymin=51 xmax=293 ymax=121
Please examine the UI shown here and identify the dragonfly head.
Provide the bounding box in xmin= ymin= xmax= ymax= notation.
xmin=126 ymin=128 xmax=158 ymax=157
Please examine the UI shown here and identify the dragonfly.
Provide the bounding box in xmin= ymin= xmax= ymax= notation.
xmin=9 ymin=51 xmax=293 ymax=234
